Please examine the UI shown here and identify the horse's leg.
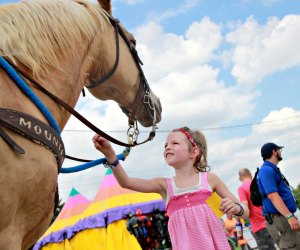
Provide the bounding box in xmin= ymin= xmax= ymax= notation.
xmin=0 ymin=134 xmax=58 ymax=250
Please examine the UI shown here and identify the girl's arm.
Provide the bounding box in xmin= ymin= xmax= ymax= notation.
xmin=208 ymin=172 xmax=249 ymax=218
xmin=92 ymin=134 xmax=167 ymax=199
xmin=111 ymin=164 xmax=166 ymax=198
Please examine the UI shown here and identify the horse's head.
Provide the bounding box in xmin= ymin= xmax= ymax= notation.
xmin=84 ymin=0 xmax=162 ymax=128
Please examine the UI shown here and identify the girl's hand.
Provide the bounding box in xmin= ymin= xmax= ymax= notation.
xmin=92 ymin=134 xmax=115 ymax=156
xmin=220 ymin=198 xmax=241 ymax=216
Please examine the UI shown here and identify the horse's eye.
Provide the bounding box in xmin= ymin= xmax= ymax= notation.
xmin=131 ymin=41 xmax=136 ymax=46
xmin=131 ymin=39 xmax=136 ymax=47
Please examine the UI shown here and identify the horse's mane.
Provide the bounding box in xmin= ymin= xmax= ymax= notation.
xmin=0 ymin=0 xmax=108 ymax=78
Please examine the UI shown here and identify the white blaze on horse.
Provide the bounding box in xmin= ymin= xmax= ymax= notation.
xmin=0 ymin=0 xmax=162 ymax=249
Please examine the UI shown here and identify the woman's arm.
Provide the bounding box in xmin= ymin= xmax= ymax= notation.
xmin=208 ymin=172 xmax=249 ymax=218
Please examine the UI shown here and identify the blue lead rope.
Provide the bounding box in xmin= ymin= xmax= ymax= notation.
xmin=0 ymin=57 xmax=61 ymax=134
xmin=60 ymin=147 xmax=131 ymax=173
xmin=0 ymin=56 xmax=131 ymax=173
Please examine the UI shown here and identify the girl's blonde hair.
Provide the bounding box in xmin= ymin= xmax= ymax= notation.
xmin=173 ymin=126 xmax=210 ymax=172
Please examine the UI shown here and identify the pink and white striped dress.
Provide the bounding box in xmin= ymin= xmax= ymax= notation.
xmin=165 ymin=172 xmax=230 ymax=250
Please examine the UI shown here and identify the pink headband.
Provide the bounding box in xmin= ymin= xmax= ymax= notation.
xmin=178 ymin=129 xmax=201 ymax=163
xmin=178 ymin=129 xmax=197 ymax=148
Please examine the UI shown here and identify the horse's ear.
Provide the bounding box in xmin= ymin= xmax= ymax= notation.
xmin=98 ymin=0 xmax=112 ymax=15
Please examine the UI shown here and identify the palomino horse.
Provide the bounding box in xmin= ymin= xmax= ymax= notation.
xmin=0 ymin=0 xmax=162 ymax=249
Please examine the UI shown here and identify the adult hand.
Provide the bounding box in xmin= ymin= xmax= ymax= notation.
xmin=288 ymin=216 xmax=300 ymax=231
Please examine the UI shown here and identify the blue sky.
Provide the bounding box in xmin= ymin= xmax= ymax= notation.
xmin=114 ymin=0 xmax=299 ymax=33
xmin=2 ymin=0 xmax=300 ymax=202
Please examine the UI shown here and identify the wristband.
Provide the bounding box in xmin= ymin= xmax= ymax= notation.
xmin=104 ymin=158 xmax=119 ymax=169
xmin=234 ymin=203 xmax=244 ymax=217
xmin=285 ymin=213 xmax=296 ymax=221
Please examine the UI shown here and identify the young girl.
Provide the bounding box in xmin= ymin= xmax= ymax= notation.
xmin=92 ymin=127 xmax=249 ymax=250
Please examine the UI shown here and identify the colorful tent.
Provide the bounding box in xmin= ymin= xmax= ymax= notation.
xmin=34 ymin=169 xmax=165 ymax=250
xmin=33 ymin=187 xmax=91 ymax=249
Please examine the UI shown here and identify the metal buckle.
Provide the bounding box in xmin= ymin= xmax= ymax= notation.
xmin=127 ymin=122 xmax=139 ymax=144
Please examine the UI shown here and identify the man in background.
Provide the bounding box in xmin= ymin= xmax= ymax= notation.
xmin=238 ymin=168 xmax=276 ymax=249
xmin=257 ymin=143 xmax=300 ymax=249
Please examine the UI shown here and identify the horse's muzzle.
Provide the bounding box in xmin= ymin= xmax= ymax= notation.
xmin=120 ymin=90 xmax=162 ymax=128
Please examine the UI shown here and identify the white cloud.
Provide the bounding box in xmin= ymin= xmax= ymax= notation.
xmin=227 ymin=15 xmax=300 ymax=86
xmin=153 ymin=64 xmax=257 ymax=130
xmin=150 ymin=0 xmax=200 ymax=23
xmin=135 ymin=17 xmax=222 ymax=81
xmin=207 ymin=107 xmax=300 ymax=197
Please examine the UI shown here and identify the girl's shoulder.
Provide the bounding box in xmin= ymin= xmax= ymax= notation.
xmin=207 ymin=171 xmax=218 ymax=180
xmin=207 ymin=172 xmax=222 ymax=190
xmin=151 ymin=177 xmax=168 ymax=190
xmin=153 ymin=177 xmax=168 ymax=201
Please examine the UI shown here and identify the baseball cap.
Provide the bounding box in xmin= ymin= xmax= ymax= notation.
xmin=261 ymin=142 xmax=284 ymax=159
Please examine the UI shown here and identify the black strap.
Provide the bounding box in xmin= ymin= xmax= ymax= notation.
xmin=5 ymin=58 xmax=155 ymax=147
xmin=85 ymin=16 xmax=120 ymax=88
xmin=65 ymin=155 xmax=91 ymax=163
xmin=0 ymin=125 xmax=25 ymax=154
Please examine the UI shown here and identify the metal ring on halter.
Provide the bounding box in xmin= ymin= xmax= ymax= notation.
xmin=127 ymin=122 xmax=139 ymax=144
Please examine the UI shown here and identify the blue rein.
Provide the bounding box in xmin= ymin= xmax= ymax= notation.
xmin=60 ymin=147 xmax=131 ymax=173
xmin=0 ymin=56 xmax=61 ymax=134
xmin=0 ymin=56 xmax=130 ymax=173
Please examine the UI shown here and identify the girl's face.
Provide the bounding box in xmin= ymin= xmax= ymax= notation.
xmin=164 ymin=131 xmax=193 ymax=167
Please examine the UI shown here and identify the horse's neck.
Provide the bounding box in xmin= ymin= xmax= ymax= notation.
xmin=86 ymin=24 xmax=139 ymax=105
xmin=0 ymin=58 xmax=85 ymax=129
xmin=0 ymin=71 xmax=34 ymax=112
